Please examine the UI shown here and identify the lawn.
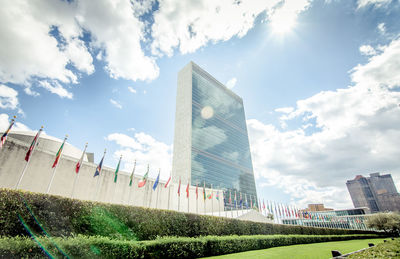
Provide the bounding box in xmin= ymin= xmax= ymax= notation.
xmin=205 ymin=238 xmax=387 ymax=259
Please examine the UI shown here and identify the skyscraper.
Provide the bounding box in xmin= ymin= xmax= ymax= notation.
xmin=172 ymin=62 xmax=257 ymax=207
xmin=346 ymin=173 xmax=400 ymax=213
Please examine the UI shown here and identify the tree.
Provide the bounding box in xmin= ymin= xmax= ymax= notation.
xmin=365 ymin=212 xmax=400 ymax=235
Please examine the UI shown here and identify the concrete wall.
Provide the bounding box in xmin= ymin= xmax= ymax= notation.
xmin=0 ymin=137 xmax=224 ymax=214
xmin=171 ymin=62 xmax=193 ymax=184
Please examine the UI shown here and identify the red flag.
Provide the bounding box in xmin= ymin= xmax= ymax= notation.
xmin=177 ymin=178 xmax=181 ymax=196
xmin=52 ymin=136 xmax=67 ymax=168
xmin=164 ymin=175 xmax=171 ymax=188
xmin=76 ymin=143 xmax=87 ymax=174
xmin=186 ymin=183 xmax=189 ymax=198
xmin=196 ymin=184 xmax=198 ymax=199
xmin=25 ymin=128 xmax=43 ymax=162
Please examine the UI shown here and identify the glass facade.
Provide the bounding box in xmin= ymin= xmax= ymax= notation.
xmin=190 ymin=67 xmax=257 ymax=208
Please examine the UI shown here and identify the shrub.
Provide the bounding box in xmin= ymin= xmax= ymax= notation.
xmin=0 ymin=234 xmax=381 ymax=259
xmin=0 ymin=189 xmax=378 ymax=241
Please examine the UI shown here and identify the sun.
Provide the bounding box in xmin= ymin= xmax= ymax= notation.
xmin=269 ymin=13 xmax=296 ymax=35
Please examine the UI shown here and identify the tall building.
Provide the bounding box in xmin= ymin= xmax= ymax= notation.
xmin=172 ymin=62 xmax=257 ymax=207
xmin=346 ymin=173 xmax=400 ymax=213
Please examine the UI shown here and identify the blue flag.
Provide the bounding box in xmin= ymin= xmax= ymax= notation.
xmin=94 ymin=156 xmax=104 ymax=177
xmin=152 ymin=172 xmax=160 ymax=190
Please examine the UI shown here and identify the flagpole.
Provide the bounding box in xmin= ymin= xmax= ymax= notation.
xmin=15 ymin=126 xmax=43 ymax=190
xmin=167 ymin=183 xmax=171 ymax=210
xmin=111 ymin=155 xmax=122 ymax=204
xmin=0 ymin=116 xmax=16 ymax=150
xmin=196 ymin=184 xmax=198 ymax=215
xmin=94 ymin=149 xmax=106 ymax=201
xmin=203 ymin=181 xmax=206 ymax=215
xmin=71 ymin=142 xmax=88 ymax=199
xmin=128 ymin=160 xmax=136 ymax=205
xmin=47 ymin=135 xmax=68 ymax=194
xmin=210 ymin=184 xmax=213 ymax=216
xmin=177 ymin=177 xmax=181 ymax=212
xmin=235 ymin=191 xmax=238 ymax=217
xmin=218 ymin=191 xmax=221 ymax=217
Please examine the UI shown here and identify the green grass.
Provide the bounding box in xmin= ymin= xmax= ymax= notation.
xmin=205 ymin=238 xmax=387 ymax=259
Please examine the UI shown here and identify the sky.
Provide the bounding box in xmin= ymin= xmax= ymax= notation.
xmin=1 ymin=0 xmax=400 ymax=209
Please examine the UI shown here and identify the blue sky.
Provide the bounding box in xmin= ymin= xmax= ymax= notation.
xmin=1 ymin=0 xmax=400 ymax=209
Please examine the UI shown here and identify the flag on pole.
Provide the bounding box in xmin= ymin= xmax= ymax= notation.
xmin=164 ymin=175 xmax=171 ymax=188
xmin=234 ymin=192 xmax=237 ymax=208
xmin=216 ymin=190 xmax=219 ymax=200
xmin=25 ymin=127 xmax=43 ymax=162
xmin=94 ymin=150 xmax=106 ymax=177
xmin=138 ymin=164 xmax=149 ymax=187
xmin=129 ymin=160 xmax=136 ymax=186
xmin=0 ymin=116 xmax=15 ymax=149
xmin=153 ymin=169 xmax=160 ymax=190
xmin=52 ymin=136 xmax=67 ymax=168
xmin=186 ymin=182 xmax=189 ymax=198
xmin=229 ymin=190 xmax=232 ymax=204
xmin=196 ymin=184 xmax=198 ymax=199
xmin=207 ymin=192 xmax=212 ymax=199
xmin=239 ymin=193 xmax=243 ymax=206
xmin=75 ymin=143 xmax=88 ymax=174
xmin=113 ymin=156 xmax=122 ymax=183
xmin=177 ymin=178 xmax=181 ymax=196
xmin=203 ymin=182 xmax=206 ymax=200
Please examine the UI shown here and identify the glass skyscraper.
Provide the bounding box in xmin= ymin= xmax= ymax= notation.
xmin=172 ymin=62 xmax=257 ymax=208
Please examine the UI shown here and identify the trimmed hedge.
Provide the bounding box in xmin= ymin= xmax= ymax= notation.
xmin=348 ymin=238 xmax=400 ymax=258
xmin=0 ymin=234 xmax=382 ymax=258
xmin=0 ymin=189 xmax=378 ymax=240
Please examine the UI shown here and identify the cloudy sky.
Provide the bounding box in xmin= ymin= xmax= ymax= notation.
xmin=1 ymin=0 xmax=400 ymax=209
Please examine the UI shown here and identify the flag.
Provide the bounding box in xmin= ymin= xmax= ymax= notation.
xmin=263 ymin=199 xmax=266 ymax=210
xmin=94 ymin=151 xmax=106 ymax=177
xmin=234 ymin=192 xmax=237 ymax=208
xmin=207 ymin=191 xmax=212 ymax=199
xmin=25 ymin=128 xmax=43 ymax=162
xmin=177 ymin=178 xmax=181 ymax=196
xmin=186 ymin=182 xmax=189 ymax=198
xmin=113 ymin=156 xmax=122 ymax=183
xmin=216 ymin=191 xmax=219 ymax=200
xmin=239 ymin=193 xmax=243 ymax=206
xmin=229 ymin=190 xmax=232 ymax=204
xmin=75 ymin=143 xmax=87 ymax=174
xmin=129 ymin=160 xmax=136 ymax=186
xmin=138 ymin=165 xmax=149 ymax=187
xmin=164 ymin=175 xmax=171 ymax=188
xmin=52 ymin=137 xmax=67 ymax=168
xmin=0 ymin=117 xmax=15 ymax=149
xmin=203 ymin=182 xmax=206 ymax=200
xmin=153 ymin=169 xmax=160 ymax=190
xmin=196 ymin=184 xmax=198 ymax=199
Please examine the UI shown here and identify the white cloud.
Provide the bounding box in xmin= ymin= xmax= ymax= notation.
xmin=110 ymin=99 xmax=122 ymax=109
xmin=226 ymin=77 xmax=237 ymax=89
xmin=357 ymin=0 xmax=392 ymax=9
xmin=377 ymin=23 xmax=386 ymax=34
xmin=38 ymin=81 xmax=73 ymax=99
xmin=151 ymin=0 xmax=312 ymax=56
xmin=0 ymin=85 xmax=19 ymax=110
xmin=359 ymin=45 xmax=376 ymax=56
xmin=76 ymin=0 xmax=159 ymax=81
xmin=275 ymin=107 xmax=294 ymax=114
xmin=0 ymin=113 xmax=31 ymax=132
xmin=248 ymin=37 xmax=400 ymax=209
xmin=106 ymin=132 xmax=172 ymax=180
xmin=0 ymin=1 xmax=84 ymax=93
xmin=0 ymin=0 xmax=159 ymax=98
xmin=128 ymin=86 xmax=137 ymax=94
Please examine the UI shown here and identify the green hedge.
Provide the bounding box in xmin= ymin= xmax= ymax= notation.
xmin=0 ymin=189 xmax=378 ymax=240
xmin=0 ymin=234 xmax=381 ymax=258
xmin=348 ymin=238 xmax=400 ymax=258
